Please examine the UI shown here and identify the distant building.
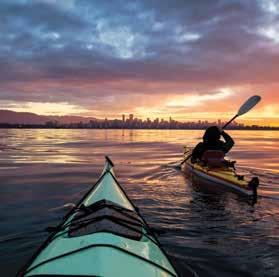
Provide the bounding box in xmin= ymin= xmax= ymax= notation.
xmin=122 ymin=114 xmax=125 ymax=122
xmin=129 ymin=114 xmax=134 ymax=121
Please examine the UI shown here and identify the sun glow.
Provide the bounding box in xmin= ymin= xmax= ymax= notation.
xmin=0 ymin=101 xmax=88 ymax=116
xmin=166 ymin=89 xmax=232 ymax=108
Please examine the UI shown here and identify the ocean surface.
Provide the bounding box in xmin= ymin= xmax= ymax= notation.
xmin=0 ymin=129 xmax=278 ymax=277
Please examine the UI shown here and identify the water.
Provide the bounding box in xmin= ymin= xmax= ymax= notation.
xmin=0 ymin=129 xmax=278 ymax=276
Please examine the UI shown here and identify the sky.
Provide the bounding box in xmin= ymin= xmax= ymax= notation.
xmin=0 ymin=0 xmax=279 ymax=126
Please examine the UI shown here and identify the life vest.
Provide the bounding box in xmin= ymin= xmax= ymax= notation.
xmin=201 ymin=150 xmax=225 ymax=167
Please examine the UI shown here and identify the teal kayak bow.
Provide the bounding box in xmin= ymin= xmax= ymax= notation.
xmin=18 ymin=156 xmax=178 ymax=277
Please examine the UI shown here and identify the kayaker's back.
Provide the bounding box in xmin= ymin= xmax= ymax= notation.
xmin=191 ymin=126 xmax=234 ymax=162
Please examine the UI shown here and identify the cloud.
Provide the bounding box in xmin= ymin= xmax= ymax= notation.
xmin=0 ymin=100 xmax=87 ymax=115
xmin=166 ymin=88 xmax=233 ymax=108
xmin=0 ymin=0 xmax=278 ymax=122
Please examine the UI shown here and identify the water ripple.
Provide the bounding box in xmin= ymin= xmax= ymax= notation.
xmin=0 ymin=129 xmax=278 ymax=277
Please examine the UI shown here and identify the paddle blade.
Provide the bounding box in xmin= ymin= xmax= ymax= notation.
xmin=237 ymin=95 xmax=261 ymax=116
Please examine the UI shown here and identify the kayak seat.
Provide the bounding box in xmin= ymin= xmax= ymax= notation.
xmin=68 ymin=199 xmax=144 ymax=241
xmin=201 ymin=150 xmax=225 ymax=167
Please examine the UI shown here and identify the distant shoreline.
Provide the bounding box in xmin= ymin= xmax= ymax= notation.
xmin=0 ymin=125 xmax=278 ymax=131
xmin=1 ymin=110 xmax=278 ymax=130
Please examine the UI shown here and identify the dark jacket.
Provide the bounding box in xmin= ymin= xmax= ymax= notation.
xmin=191 ymin=130 xmax=234 ymax=162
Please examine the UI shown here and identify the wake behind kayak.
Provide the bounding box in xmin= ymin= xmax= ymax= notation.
xmin=18 ymin=156 xmax=178 ymax=277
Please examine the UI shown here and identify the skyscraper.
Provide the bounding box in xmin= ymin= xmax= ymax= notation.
xmin=122 ymin=114 xmax=125 ymax=122
xmin=129 ymin=114 xmax=134 ymax=121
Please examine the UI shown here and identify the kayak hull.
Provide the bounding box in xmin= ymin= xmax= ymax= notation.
xmin=182 ymin=148 xmax=258 ymax=199
xmin=19 ymin=157 xmax=178 ymax=277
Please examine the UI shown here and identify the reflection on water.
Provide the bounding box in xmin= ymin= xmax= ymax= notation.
xmin=0 ymin=129 xmax=278 ymax=276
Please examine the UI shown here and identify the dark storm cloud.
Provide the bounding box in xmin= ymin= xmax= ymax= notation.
xmin=0 ymin=0 xmax=278 ymax=108
xmin=0 ymin=0 xmax=86 ymax=32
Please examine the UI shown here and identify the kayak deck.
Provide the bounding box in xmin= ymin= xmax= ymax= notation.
xmin=19 ymin=156 xmax=178 ymax=277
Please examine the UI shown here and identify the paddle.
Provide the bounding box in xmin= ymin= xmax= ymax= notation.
xmin=222 ymin=95 xmax=261 ymax=129
xmin=180 ymin=95 xmax=261 ymax=166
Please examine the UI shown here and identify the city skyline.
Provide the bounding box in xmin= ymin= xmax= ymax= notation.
xmin=0 ymin=109 xmax=277 ymax=130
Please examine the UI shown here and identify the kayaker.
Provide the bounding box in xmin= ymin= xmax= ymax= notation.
xmin=191 ymin=126 xmax=234 ymax=163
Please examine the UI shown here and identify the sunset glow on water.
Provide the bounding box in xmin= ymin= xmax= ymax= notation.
xmin=0 ymin=129 xmax=278 ymax=276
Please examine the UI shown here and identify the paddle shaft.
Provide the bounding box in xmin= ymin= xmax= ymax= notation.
xmin=180 ymin=153 xmax=192 ymax=165
xmin=222 ymin=114 xmax=238 ymax=130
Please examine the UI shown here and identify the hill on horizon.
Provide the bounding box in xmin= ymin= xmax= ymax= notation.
xmin=0 ymin=110 xmax=99 ymax=125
